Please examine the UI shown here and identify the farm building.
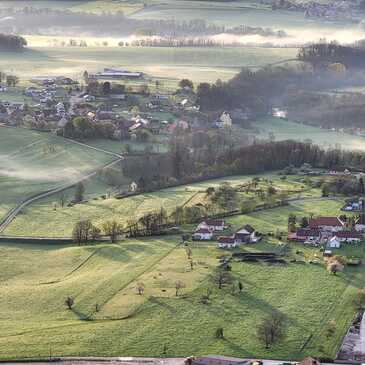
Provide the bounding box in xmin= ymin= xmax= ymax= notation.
xmin=218 ymin=236 xmax=238 ymax=249
xmin=288 ymin=228 xmax=321 ymax=243
xmin=198 ymin=219 xmax=226 ymax=232
xmin=335 ymin=231 xmax=362 ymax=243
xmin=309 ymin=216 xmax=344 ymax=232
xmin=192 ymin=228 xmax=213 ymax=241
xmin=235 ymin=224 xmax=257 ymax=243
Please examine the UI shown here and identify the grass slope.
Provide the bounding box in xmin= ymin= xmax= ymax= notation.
xmin=255 ymin=117 xmax=365 ymax=151
xmin=0 ymin=127 xmax=113 ymax=221
xmin=0 ymin=47 xmax=297 ymax=84
xmin=0 ymin=227 xmax=360 ymax=359
xmin=3 ymin=173 xmax=310 ymax=237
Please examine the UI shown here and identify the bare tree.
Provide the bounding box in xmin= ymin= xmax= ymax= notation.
xmin=65 ymin=296 xmax=74 ymax=310
xmin=102 ymin=220 xmax=123 ymax=243
xmin=257 ymin=313 xmax=285 ymax=349
xmin=59 ymin=192 xmax=66 ymax=208
xmin=175 ymin=280 xmax=186 ymax=296
xmin=72 ymin=219 xmax=94 ymax=245
xmin=212 ymin=268 xmax=232 ymax=289
xmin=136 ymin=282 xmax=145 ymax=295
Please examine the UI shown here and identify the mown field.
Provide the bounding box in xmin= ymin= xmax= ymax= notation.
xmin=254 ymin=117 xmax=365 ymax=151
xmin=0 ymin=127 xmax=113 ymax=222
xmin=0 ymin=196 xmax=360 ymax=359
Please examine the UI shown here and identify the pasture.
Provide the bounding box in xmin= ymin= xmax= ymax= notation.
xmin=0 ymin=127 xmax=114 ymax=222
xmin=254 ymin=117 xmax=365 ymax=151
xmin=0 ymin=46 xmax=298 ymax=84
xmin=0 ymin=195 xmax=360 ymax=359
xmin=3 ymin=172 xmax=321 ymax=238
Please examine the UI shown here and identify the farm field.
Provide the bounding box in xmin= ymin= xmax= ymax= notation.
xmin=3 ymin=171 xmax=322 ymax=238
xmin=0 ymin=127 xmax=114 ymax=222
xmin=0 ymin=46 xmax=298 ymax=84
xmin=255 ymin=117 xmax=365 ymax=151
xmin=0 ymin=195 xmax=360 ymax=359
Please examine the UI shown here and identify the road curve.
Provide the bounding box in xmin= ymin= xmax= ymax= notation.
xmin=0 ymin=137 xmax=124 ymax=233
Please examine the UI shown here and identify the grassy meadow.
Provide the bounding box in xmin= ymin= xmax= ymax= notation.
xmin=0 ymin=127 xmax=114 ymax=222
xmin=0 ymin=46 xmax=297 ymax=84
xmin=0 ymin=195 xmax=361 ymax=359
xmin=255 ymin=117 xmax=365 ymax=151
xmin=3 ymin=172 xmax=317 ymax=238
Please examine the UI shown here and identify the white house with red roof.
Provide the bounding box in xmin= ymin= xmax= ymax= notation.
xmin=218 ymin=236 xmax=238 ymax=249
xmin=197 ymin=219 xmax=226 ymax=232
xmin=192 ymin=228 xmax=213 ymax=241
xmin=309 ymin=217 xmax=344 ymax=232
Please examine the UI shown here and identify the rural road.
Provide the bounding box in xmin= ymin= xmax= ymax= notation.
xmin=0 ymin=135 xmax=124 ymax=233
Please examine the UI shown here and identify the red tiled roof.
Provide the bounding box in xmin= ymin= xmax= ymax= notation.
xmin=309 ymin=217 xmax=342 ymax=228
xmin=201 ymin=219 xmax=225 ymax=226
xmin=218 ymin=236 xmax=236 ymax=244
xmin=296 ymin=228 xmax=320 ymax=237
xmin=336 ymin=231 xmax=362 ymax=239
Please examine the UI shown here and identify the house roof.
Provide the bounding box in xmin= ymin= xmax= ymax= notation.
xmin=298 ymin=357 xmax=321 ymax=365
xmin=201 ymin=219 xmax=225 ymax=226
xmin=296 ymin=228 xmax=320 ymax=237
xmin=218 ymin=236 xmax=236 ymax=244
xmin=243 ymin=224 xmax=255 ymax=233
xmin=309 ymin=217 xmax=343 ymax=228
xmin=335 ymin=231 xmax=362 ymax=239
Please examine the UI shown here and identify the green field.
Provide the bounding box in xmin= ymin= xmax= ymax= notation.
xmin=0 ymin=127 xmax=114 ymax=222
xmin=255 ymin=117 xmax=365 ymax=151
xmin=3 ymin=171 xmax=321 ymax=238
xmin=0 ymin=46 xmax=297 ymax=84
xmin=0 ymin=195 xmax=360 ymax=359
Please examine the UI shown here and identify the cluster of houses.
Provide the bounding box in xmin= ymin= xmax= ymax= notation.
xmin=192 ymin=219 xmax=260 ymax=249
xmin=288 ymin=215 xmax=365 ymax=249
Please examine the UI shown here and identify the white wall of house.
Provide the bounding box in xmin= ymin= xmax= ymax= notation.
xmin=193 ymin=233 xmax=212 ymax=240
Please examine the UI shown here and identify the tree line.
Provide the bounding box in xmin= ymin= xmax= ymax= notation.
xmin=0 ymin=34 xmax=26 ymax=51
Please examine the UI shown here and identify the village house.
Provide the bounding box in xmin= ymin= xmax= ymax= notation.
xmin=234 ymin=224 xmax=258 ymax=243
xmin=309 ymin=216 xmax=344 ymax=232
xmin=129 ymin=181 xmax=138 ymax=193
xmin=335 ymin=230 xmax=362 ymax=243
xmin=197 ymin=219 xmax=226 ymax=232
xmin=288 ymin=228 xmax=321 ymax=244
xmin=327 ymin=236 xmax=341 ymax=249
xmin=215 ymin=111 xmax=232 ymax=129
xmin=355 ymin=214 xmax=365 ymax=232
xmin=192 ymin=228 xmax=213 ymax=241
xmin=218 ymin=236 xmax=238 ymax=249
